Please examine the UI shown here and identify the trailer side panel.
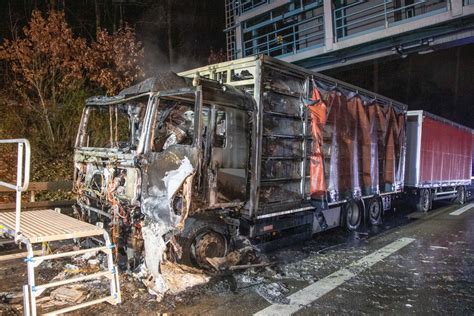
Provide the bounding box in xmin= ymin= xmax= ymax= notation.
xmin=419 ymin=116 xmax=473 ymax=186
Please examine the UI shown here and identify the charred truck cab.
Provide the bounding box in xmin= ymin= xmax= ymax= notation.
xmin=74 ymin=55 xmax=409 ymax=282
xmin=74 ymin=73 xmax=255 ymax=275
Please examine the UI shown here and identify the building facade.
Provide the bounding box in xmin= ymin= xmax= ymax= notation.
xmin=225 ymin=0 xmax=474 ymax=71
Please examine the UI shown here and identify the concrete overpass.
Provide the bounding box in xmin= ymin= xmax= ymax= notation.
xmin=225 ymin=0 xmax=474 ymax=71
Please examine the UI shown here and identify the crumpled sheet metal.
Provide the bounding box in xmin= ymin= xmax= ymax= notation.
xmin=140 ymin=146 xmax=198 ymax=296
xmin=119 ymin=72 xmax=191 ymax=96
xmin=258 ymin=71 xmax=308 ymax=204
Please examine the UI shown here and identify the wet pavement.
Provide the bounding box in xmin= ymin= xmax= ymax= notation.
xmin=173 ymin=201 xmax=474 ymax=315
xmin=1 ymin=200 xmax=473 ymax=315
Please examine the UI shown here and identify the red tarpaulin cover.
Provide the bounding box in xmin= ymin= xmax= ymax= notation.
xmin=307 ymin=87 xmax=327 ymax=198
xmin=420 ymin=117 xmax=472 ymax=183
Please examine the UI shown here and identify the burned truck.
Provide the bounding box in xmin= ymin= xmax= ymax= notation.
xmin=73 ymin=55 xmax=407 ymax=284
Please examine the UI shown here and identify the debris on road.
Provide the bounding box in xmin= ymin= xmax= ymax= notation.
xmin=50 ymin=286 xmax=85 ymax=303
xmin=161 ymin=262 xmax=210 ymax=295
xmin=255 ymin=282 xmax=290 ymax=305
xmin=0 ymin=292 xmax=22 ymax=304
xmin=134 ymin=261 xmax=210 ymax=299
xmin=429 ymin=245 xmax=448 ymax=250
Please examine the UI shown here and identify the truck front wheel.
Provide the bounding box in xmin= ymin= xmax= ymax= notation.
xmin=193 ymin=230 xmax=228 ymax=268
xmin=416 ymin=189 xmax=431 ymax=212
xmin=177 ymin=216 xmax=229 ymax=269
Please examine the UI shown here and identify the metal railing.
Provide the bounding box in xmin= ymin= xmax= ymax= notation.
xmin=333 ymin=0 xmax=448 ymax=41
xmin=243 ymin=14 xmax=324 ymax=57
xmin=0 ymin=139 xmax=31 ymax=241
xmin=239 ymin=0 xmax=270 ymax=14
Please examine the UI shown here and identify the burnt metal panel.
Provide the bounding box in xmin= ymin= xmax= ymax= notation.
xmin=180 ymin=55 xmax=409 ymax=218
xmin=119 ymin=73 xmax=191 ymax=96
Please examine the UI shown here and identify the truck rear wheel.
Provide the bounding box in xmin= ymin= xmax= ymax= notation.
xmin=342 ymin=201 xmax=362 ymax=231
xmin=454 ymin=186 xmax=466 ymax=205
xmin=367 ymin=197 xmax=383 ymax=225
xmin=416 ymin=189 xmax=431 ymax=212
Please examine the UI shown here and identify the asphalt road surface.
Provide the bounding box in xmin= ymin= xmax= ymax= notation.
xmin=1 ymin=199 xmax=473 ymax=315
xmin=174 ymin=201 xmax=474 ymax=315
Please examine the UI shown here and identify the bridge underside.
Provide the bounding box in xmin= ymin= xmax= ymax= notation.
xmin=292 ymin=15 xmax=474 ymax=72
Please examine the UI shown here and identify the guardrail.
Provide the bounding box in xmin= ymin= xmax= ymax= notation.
xmin=0 ymin=180 xmax=73 ymax=200
xmin=0 ymin=181 xmax=74 ymax=212
xmin=0 ymin=139 xmax=31 ymax=242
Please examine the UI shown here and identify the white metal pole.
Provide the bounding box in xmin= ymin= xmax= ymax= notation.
xmin=23 ymin=284 xmax=30 ymax=316
xmin=15 ymin=143 xmax=24 ymax=241
xmin=104 ymin=232 xmax=118 ymax=302
xmin=26 ymin=242 xmax=37 ymax=316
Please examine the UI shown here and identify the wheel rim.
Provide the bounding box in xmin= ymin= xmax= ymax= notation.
xmin=347 ymin=203 xmax=361 ymax=227
xmin=194 ymin=231 xmax=227 ymax=268
xmin=369 ymin=200 xmax=381 ymax=222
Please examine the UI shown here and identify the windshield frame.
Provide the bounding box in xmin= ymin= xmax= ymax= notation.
xmin=75 ymin=92 xmax=154 ymax=154
xmin=76 ymin=87 xmax=203 ymax=156
xmin=143 ymin=88 xmax=203 ymax=154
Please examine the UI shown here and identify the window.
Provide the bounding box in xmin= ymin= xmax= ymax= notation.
xmin=214 ymin=111 xmax=227 ymax=148
xmin=152 ymin=100 xmax=195 ymax=152
xmin=83 ymin=102 xmax=146 ymax=149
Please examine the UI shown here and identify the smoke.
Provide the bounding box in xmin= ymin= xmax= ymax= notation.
xmin=135 ymin=0 xmax=225 ymax=75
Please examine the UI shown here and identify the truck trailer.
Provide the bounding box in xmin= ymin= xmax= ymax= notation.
xmin=405 ymin=110 xmax=473 ymax=211
xmin=73 ymin=55 xmax=471 ymax=289
xmin=178 ymin=55 xmax=407 ymax=244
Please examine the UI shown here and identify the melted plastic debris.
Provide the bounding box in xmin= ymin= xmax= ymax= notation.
xmin=161 ymin=261 xmax=210 ymax=294
xmin=133 ymin=261 xmax=210 ymax=299
xmin=141 ymin=221 xmax=169 ymax=297
xmin=255 ymin=282 xmax=290 ymax=305
xmin=235 ymin=274 xmax=290 ymax=305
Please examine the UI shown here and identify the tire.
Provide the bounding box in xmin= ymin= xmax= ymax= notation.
xmin=342 ymin=201 xmax=363 ymax=231
xmin=177 ymin=217 xmax=228 ymax=268
xmin=454 ymin=186 xmax=466 ymax=205
xmin=416 ymin=189 xmax=431 ymax=212
xmin=367 ymin=197 xmax=383 ymax=225
xmin=193 ymin=230 xmax=228 ymax=268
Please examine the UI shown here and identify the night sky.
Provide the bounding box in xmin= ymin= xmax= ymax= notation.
xmin=0 ymin=1 xmax=472 ymax=128
xmin=0 ymin=0 xmax=226 ymax=72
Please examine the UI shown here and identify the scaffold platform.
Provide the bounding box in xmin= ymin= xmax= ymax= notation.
xmin=0 ymin=139 xmax=121 ymax=316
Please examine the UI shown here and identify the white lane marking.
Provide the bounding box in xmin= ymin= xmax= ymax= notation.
xmin=254 ymin=237 xmax=416 ymax=316
xmin=449 ymin=203 xmax=474 ymax=216
xmin=430 ymin=245 xmax=448 ymax=250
